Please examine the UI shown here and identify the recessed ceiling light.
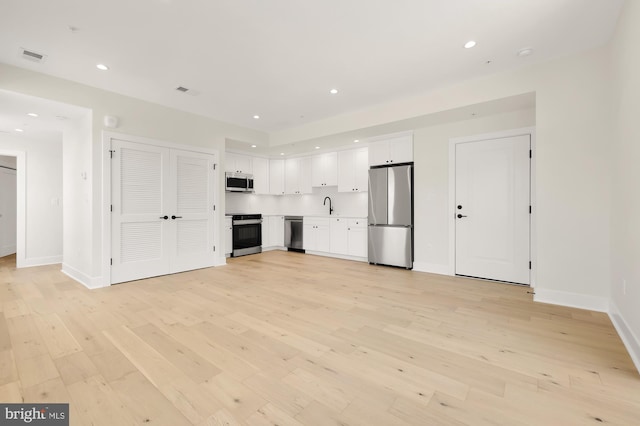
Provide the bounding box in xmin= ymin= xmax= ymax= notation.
xmin=280 ymin=152 xmax=284 ymax=156
xmin=353 ymin=139 xmax=359 ymax=143
xmin=96 ymin=63 xmax=109 ymax=71
xmin=27 ymin=113 xmax=39 ymax=117
xmin=464 ymin=41 xmax=477 ymax=49
xmin=15 ymin=128 xmax=24 ymax=132
xmin=315 ymin=146 xmax=320 ymax=150
xmin=251 ymin=145 xmax=257 ymax=148
xmin=517 ymin=48 xmax=534 ymax=57
xmin=329 ymin=89 xmax=338 ymax=94
xmin=253 ymin=115 xmax=260 ymax=119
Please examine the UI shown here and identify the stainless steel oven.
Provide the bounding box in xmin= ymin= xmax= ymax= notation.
xmin=231 ymin=214 xmax=262 ymax=257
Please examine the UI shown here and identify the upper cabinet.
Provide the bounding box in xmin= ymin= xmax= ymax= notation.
xmin=225 ymin=152 xmax=253 ymax=174
xmin=252 ymin=157 xmax=269 ymax=195
xmin=285 ymin=157 xmax=312 ymax=195
xmin=338 ymin=147 xmax=368 ymax=192
xmin=368 ymin=134 xmax=413 ymax=166
xmin=311 ymin=152 xmax=338 ymax=187
xmin=269 ymin=159 xmax=285 ymax=195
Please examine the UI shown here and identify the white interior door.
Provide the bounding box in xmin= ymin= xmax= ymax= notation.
xmin=0 ymin=167 xmax=17 ymax=257
xmin=455 ymin=135 xmax=530 ymax=284
xmin=170 ymin=150 xmax=216 ymax=273
xmin=111 ymin=140 xmax=171 ymax=283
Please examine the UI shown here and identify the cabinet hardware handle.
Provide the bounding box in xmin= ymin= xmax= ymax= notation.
xmin=159 ymin=215 xmax=168 ymax=220
xmin=172 ymin=215 xmax=183 ymax=219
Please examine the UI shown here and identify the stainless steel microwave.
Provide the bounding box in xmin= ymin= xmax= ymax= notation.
xmin=225 ymin=172 xmax=254 ymax=192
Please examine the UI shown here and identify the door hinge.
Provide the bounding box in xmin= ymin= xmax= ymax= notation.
xmin=110 ymin=258 xmax=113 ymax=265
xmin=213 ymin=245 xmax=216 ymax=252
xmin=109 ymin=149 xmax=115 ymax=158
xmin=529 ymin=205 xmax=532 ymax=214
xmin=213 ymin=163 xmax=217 ymax=170
xmin=529 ymin=149 xmax=532 ymax=158
xmin=213 ymin=205 xmax=216 ymax=211
xmin=529 ymin=261 xmax=532 ymax=270
xmin=110 ymin=204 xmax=113 ymax=212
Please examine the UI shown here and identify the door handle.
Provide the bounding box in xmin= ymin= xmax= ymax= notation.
xmin=171 ymin=215 xmax=182 ymax=219
xmin=457 ymin=214 xmax=467 ymax=218
xmin=159 ymin=215 xmax=168 ymax=220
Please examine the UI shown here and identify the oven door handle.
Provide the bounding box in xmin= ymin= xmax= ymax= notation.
xmin=233 ymin=219 xmax=263 ymax=225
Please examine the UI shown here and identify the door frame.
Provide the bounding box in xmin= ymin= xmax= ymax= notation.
xmin=101 ymin=131 xmax=221 ymax=287
xmin=0 ymin=150 xmax=26 ymax=268
xmin=448 ymin=127 xmax=536 ymax=287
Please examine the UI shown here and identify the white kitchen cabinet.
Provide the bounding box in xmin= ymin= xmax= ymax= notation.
xmin=329 ymin=217 xmax=348 ymax=255
xmin=368 ymin=135 xmax=413 ymax=166
xmin=347 ymin=218 xmax=368 ymax=258
xmin=286 ymin=157 xmax=313 ymax=195
xmin=338 ymin=147 xmax=369 ymax=192
xmin=269 ymin=159 xmax=285 ymax=195
xmin=252 ymin=157 xmax=270 ymax=195
xmin=267 ymin=215 xmax=284 ymax=247
xmin=303 ymin=217 xmax=330 ymax=252
xmin=226 ymin=152 xmax=253 ymax=174
xmin=329 ymin=217 xmax=367 ymax=257
xmin=225 ymin=216 xmax=233 ymax=256
xmin=311 ymin=152 xmax=338 ymax=187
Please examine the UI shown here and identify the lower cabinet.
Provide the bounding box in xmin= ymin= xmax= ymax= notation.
xmin=263 ymin=215 xmax=284 ymax=249
xmin=330 ymin=218 xmax=367 ymax=257
xmin=303 ymin=217 xmax=330 ymax=252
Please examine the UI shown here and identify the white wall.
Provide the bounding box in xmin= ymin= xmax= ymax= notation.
xmin=609 ymin=0 xmax=640 ymax=370
xmin=0 ymin=62 xmax=268 ymax=284
xmin=413 ymin=108 xmax=536 ymax=273
xmin=0 ymin=133 xmax=63 ymax=264
xmin=61 ymin=111 xmax=93 ymax=282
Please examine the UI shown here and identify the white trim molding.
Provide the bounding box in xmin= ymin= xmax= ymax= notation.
xmin=609 ymin=301 xmax=640 ymax=374
xmin=21 ymin=255 xmax=63 ymax=268
xmin=61 ymin=263 xmax=107 ymax=289
xmin=533 ymin=288 xmax=609 ymax=312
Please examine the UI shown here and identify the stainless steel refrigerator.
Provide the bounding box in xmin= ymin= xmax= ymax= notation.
xmin=368 ymin=164 xmax=413 ymax=269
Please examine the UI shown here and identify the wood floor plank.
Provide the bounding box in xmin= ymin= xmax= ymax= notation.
xmin=0 ymin=251 xmax=638 ymax=425
xmin=103 ymin=325 xmax=221 ymax=424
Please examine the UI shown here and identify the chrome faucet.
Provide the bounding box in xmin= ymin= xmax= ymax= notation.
xmin=323 ymin=196 xmax=334 ymax=215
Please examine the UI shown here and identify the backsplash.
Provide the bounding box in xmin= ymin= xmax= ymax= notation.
xmin=226 ymin=186 xmax=368 ymax=217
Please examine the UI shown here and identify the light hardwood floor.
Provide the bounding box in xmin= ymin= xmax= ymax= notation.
xmin=0 ymin=251 xmax=639 ymax=425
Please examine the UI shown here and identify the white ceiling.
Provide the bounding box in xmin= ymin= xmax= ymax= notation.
xmin=0 ymin=90 xmax=89 ymax=141
xmin=0 ymin=0 xmax=624 ymax=135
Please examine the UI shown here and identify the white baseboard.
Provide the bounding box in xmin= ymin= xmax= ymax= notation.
xmin=609 ymin=301 xmax=640 ymax=374
xmin=533 ymin=288 xmax=609 ymax=312
xmin=214 ymin=256 xmax=227 ymax=267
xmin=262 ymin=246 xmax=286 ymax=252
xmin=413 ymin=262 xmax=451 ymax=275
xmin=18 ymin=255 xmax=63 ymax=268
xmin=61 ymin=263 xmax=106 ymax=289
xmin=304 ymin=250 xmax=367 ymax=263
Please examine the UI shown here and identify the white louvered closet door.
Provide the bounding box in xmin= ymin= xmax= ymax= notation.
xmin=170 ymin=149 xmax=216 ymax=273
xmin=111 ymin=140 xmax=171 ymax=284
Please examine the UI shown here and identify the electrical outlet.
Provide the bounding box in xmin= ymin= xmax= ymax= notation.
xmin=623 ymin=279 xmax=627 ymax=295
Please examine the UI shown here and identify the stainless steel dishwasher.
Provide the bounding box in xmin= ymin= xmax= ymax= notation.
xmin=284 ymin=216 xmax=304 ymax=252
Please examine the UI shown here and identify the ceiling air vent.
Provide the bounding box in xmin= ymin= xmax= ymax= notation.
xmin=20 ymin=48 xmax=46 ymax=63
xmin=175 ymin=86 xmax=200 ymax=96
